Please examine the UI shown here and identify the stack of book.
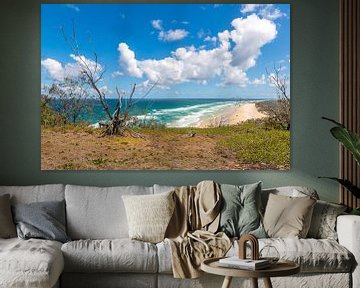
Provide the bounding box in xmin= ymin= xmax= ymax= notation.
xmin=218 ymin=257 xmax=271 ymax=270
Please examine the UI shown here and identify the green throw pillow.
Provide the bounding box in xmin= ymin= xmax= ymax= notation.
xmin=218 ymin=182 xmax=266 ymax=238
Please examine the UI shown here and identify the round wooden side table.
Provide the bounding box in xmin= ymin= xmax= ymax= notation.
xmin=201 ymin=257 xmax=300 ymax=288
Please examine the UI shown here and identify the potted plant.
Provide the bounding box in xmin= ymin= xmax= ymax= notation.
xmin=320 ymin=117 xmax=360 ymax=215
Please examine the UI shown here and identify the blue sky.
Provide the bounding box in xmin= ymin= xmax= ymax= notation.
xmin=41 ymin=4 xmax=290 ymax=99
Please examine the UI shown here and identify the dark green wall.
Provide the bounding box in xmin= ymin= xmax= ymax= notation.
xmin=0 ymin=0 xmax=340 ymax=203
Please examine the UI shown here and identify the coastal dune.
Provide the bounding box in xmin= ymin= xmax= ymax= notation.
xmin=197 ymin=103 xmax=267 ymax=128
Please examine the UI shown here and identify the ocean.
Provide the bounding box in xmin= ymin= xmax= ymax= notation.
xmin=53 ymin=98 xmax=262 ymax=127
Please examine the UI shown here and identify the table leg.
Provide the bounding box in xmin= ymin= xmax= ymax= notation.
xmin=251 ymin=278 xmax=258 ymax=288
xmin=263 ymin=277 xmax=273 ymax=288
xmin=221 ymin=276 xmax=233 ymax=288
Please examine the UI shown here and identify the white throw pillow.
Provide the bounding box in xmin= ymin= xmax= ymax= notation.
xmin=122 ymin=191 xmax=175 ymax=243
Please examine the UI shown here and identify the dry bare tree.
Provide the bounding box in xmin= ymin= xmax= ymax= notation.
xmin=61 ymin=26 xmax=156 ymax=136
xmin=264 ymin=65 xmax=291 ymax=130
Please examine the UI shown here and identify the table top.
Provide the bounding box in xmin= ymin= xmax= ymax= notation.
xmin=201 ymin=257 xmax=300 ymax=278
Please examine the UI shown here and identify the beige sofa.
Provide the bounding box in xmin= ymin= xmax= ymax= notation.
xmin=0 ymin=184 xmax=358 ymax=288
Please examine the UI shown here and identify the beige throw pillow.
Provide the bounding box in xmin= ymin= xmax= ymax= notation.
xmin=0 ymin=194 xmax=16 ymax=238
xmin=263 ymin=193 xmax=316 ymax=238
xmin=122 ymin=191 xmax=175 ymax=243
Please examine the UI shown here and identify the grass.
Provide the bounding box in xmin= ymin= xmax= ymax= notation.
xmin=221 ymin=127 xmax=290 ymax=166
xmin=137 ymin=122 xmax=290 ymax=166
xmin=43 ymin=124 xmax=96 ymax=134
xmin=42 ymin=121 xmax=290 ymax=169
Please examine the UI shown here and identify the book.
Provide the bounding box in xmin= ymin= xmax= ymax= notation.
xmin=218 ymin=257 xmax=271 ymax=270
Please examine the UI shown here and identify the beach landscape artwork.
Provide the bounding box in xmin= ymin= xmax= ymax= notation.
xmin=41 ymin=4 xmax=290 ymax=170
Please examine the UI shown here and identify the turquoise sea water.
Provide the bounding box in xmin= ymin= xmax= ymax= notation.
xmin=53 ymin=98 xmax=264 ymax=127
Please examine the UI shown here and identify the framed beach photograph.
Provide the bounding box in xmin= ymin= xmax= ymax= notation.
xmin=41 ymin=3 xmax=290 ymax=170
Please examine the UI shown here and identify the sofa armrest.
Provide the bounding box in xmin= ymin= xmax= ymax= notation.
xmin=337 ymin=215 xmax=360 ymax=288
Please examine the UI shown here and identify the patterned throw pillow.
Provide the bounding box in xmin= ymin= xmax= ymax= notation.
xmin=122 ymin=191 xmax=175 ymax=243
xmin=263 ymin=194 xmax=316 ymax=238
xmin=218 ymin=182 xmax=266 ymax=239
xmin=307 ymin=200 xmax=347 ymax=240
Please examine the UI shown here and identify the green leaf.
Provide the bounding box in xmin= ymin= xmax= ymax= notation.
xmin=319 ymin=177 xmax=360 ymax=198
xmin=330 ymin=127 xmax=360 ymax=165
xmin=322 ymin=117 xmax=360 ymax=165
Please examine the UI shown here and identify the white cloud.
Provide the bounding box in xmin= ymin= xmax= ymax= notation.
xmin=69 ymin=54 xmax=104 ymax=79
xmin=152 ymin=20 xmax=189 ymax=42
xmin=65 ymin=4 xmax=80 ymax=12
xmin=117 ymin=43 xmax=143 ymax=78
xmin=241 ymin=4 xmax=286 ymax=20
xmin=158 ymin=29 xmax=189 ymax=42
xmin=204 ymin=36 xmax=217 ymax=43
xmin=220 ymin=66 xmax=249 ymax=87
xmin=42 ymin=54 xmax=103 ymax=82
xmin=111 ymin=71 xmax=124 ymax=78
xmin=228 ymin=15 xmax=277 ymax=70
xmin=151 ymin=19 xmax=163 ymax=30
xmin=117 ymin=14 xmax=277 ymax=88
xmin=41 ymin=58 xmax=65 ymax=81
xmin=240 ymin=4 xmax=260 ymax=13
xmin=251 ymin=74 xmax=266 ymax=85
xmin=259 ymin=5 xmax=286 ymax=20
xmin=99 ymin=85 xmax=113 ymax=96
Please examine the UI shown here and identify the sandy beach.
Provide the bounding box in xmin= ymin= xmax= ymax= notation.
xmin=197 ymin=103 xmax=267 ymax=128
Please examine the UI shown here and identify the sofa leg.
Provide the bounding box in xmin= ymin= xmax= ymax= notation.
xmin=251 ymin=278 xmax=258 ymax=288
xmin=263 ymin=277 xmax=273 ymax=288
xmin=221 ymin=276 xmax=232 ymax=288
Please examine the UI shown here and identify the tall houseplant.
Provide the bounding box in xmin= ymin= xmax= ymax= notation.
xmin=321 ymin=117 xmax=360 ymax=213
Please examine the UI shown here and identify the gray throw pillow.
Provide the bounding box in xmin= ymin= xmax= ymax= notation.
xmin=0 ymin=194 xmax=16 ymax=238
xmin=218 ymin=182 xmax=266 ymax=238
xmin=307 ymin=200 xmax=347 ymax=240
xmin=12 ymin=200 xmax=70 ymax=243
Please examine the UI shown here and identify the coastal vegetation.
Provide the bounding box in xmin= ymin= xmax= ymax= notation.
xmin=41 ymin=119 xmax=290 ymax=170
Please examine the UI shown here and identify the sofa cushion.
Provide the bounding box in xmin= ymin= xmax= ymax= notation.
xmin=61 ymin=239 xmax=158 ymax=273
xmin=261 ymin=186 xmax=319 ymax=213
xmin=218 ymin=182 xmax=266 ymax=238
xmin=65 ymin=185 xmax=153 ymax=239
xmin=0 ymin=184 xmax=65 ymax=204
xmin=234 ymin=238 xmax=353 ymax=273
xmin=12 ymin=200 xmax=70 ymax=243
xmin=122 ymin=191 xmax=175 ymax=243
xmin=157 ymin=238 xmax=353 ymax=274
xmin=307 ymin=200 xmax=347 ymax=240
xmin=263 ymin=194 xmax=316 ymax=238
xmin=0 ymin=194 xmax=16 ymax=238
xmin=0 ymin=238 xmax=64 ymax=288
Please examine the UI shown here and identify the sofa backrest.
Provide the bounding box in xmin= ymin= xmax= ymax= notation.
xmin=65 ymin=184 xmax=154 ymax=240
xmin=0 ymin=184 xmax=65 ymax=204
xmin=153 ymin=184 xmax=176 ymax=194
